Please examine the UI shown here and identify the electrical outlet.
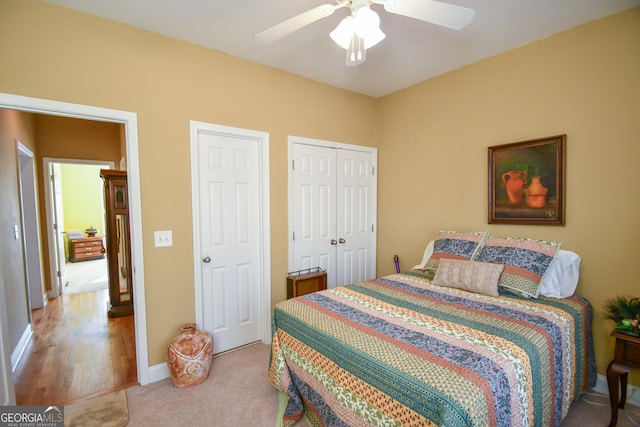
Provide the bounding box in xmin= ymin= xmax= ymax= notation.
xmin=154 ymin=230 xmax=173 ymax=247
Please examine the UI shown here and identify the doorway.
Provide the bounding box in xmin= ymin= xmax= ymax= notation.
xmin=43 ymin=160 xmax=113 ymax=298
xmin=0 ymin=92 xmax=149 ymax=405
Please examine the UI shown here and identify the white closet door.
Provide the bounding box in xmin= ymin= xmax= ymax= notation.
xmin=336 ymin=149 xmax=375 ymax=286
xmin=291 ymin=144 xmax=337 ymax=287
xmin=291 ymin=141 xmax=376 ymax=289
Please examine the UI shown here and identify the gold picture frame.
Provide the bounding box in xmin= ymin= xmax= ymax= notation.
xmin=488 ymin=135 xmax=566 ymax=225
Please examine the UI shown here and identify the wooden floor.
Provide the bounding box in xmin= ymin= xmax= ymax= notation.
xmin=13 ymin=289 xmax=137 ymax=405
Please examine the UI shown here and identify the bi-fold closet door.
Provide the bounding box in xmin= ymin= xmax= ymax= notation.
xmin=290 ymin=139 xmax=377 ymax=289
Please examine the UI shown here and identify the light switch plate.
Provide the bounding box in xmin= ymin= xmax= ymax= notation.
xmin=154 ymin=230 xmax=173 ymax=247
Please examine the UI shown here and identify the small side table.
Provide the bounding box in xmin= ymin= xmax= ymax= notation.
xmin=286 ymin=268 xmax=327 ymax=299
xmin=606 ymin=331 xmax=640 ymax=427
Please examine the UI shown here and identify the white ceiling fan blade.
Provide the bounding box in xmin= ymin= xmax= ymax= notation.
xmin=254 ymin=3 xmax=342 ymax=44
xmin=383 ymin=0 xmax=475 ymax=30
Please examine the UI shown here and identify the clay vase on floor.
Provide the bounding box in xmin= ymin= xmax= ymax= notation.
xmin=502 ymin=171 xmax=527 ymax=204
xmin=525 ymin=176 xmax=548 ymax=208
xmin=167 ymin=323 xmax=213 ymax=388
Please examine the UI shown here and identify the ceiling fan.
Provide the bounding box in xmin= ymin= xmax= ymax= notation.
xmin=254 ymin=0 xmax=475 ymax=66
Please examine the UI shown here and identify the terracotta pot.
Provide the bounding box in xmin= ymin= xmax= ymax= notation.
xmin=167 ymin=323 xmax=213 ymax=388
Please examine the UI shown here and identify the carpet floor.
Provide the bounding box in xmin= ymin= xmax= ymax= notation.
xmin=126 ymin=343 xmax=284 ymax=427
xmin=124 ymin=343 xmax=639 ymax=426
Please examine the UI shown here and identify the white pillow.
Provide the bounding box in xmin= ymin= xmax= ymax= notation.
xmin=412 ymin=240 xmax=434 ymax=270
xmin=538 ymin=249 xmax=581 ymax=298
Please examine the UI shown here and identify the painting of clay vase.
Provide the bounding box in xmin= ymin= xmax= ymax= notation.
xmin=501 ymin=171 xmax=527 ymax=204
xmin=525 ymin=176 xmax=548 ymax=208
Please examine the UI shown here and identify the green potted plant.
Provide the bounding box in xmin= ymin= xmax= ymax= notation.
xmin=603 ymin=296 xmax=640 ymax=336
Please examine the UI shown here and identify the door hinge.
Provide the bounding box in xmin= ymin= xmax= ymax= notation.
xmin=292 ymin=231 xmax=295 ymax=241
xmin=371 ymin=224 xmax=374 ymax=232
xmin=57 ymin=270 xmax=61 ymax=278
xmin=50 ymin=174 xmax=54 ymax=181
xmin=372 ymin=166 xmax=375 ymax=175
xmin=292 ymin=160 xmax=295 ymax=170
xmin=53 ymin=223 xmax=58 ymax=231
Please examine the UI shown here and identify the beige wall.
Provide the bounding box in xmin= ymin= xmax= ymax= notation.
xmin=378 ymin=7 xmax=640 ymax=382
xmin=1 ymin=0 xmax=638 ymax=385
xmin=0 ymin=0 xmax=380 ymax=367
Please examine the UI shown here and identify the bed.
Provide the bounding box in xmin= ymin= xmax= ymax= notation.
xmin=269 ymin=232 xmax=596 ymax=427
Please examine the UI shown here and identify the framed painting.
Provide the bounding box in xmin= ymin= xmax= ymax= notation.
xmin=488 ymin=135 xmax=566 ymax=225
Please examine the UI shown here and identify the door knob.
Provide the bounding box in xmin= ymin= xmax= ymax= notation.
xmin=338 ymin=238 xmax=346 ymax=244
xmin=330 ymin=239 xmax=337 ymax=245
xmin=202 ymin=256 xmax=211 ymax=263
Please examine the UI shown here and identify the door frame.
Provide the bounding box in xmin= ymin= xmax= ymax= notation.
xmin=43 ymin=158 xmax=114 ymax=299
xmin=0 ymin=92 xmax=150 ymax=387
xmin=190 ymin=120 xmax=272 ymax=346
xmin=287 ymin=135 xmax=378 ymax=276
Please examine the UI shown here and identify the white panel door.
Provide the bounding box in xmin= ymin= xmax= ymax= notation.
xmin=291 ymin=140 xmax=376 ymax=289
xmin=336 ymin=149 xmax=375 ymax=286
xmin=196 ymin=131 xmax=262 ymax=354
xmin=291 ymin=144 xmax=337 ymax=287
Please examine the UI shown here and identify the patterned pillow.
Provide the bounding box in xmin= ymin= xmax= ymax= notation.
xmin=477 ymin=237 xmax=561 ymax=298
xmin=432 ymin=259 xmax=504 ymax=297
xmin=424 ymin=231 xmax=489 ymax=272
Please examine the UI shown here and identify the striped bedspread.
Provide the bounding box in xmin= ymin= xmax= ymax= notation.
xmin=269 ymin=272 xmax=596 ymax=427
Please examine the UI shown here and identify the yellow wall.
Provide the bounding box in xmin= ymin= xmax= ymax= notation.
xmin=377 ymin=7 xmax=640 ymax=381
xmin=1 ymin=0 xmax=638 ymax=385
xmin=0 ymin=0 xmax=380 ymax=366
xmin=60 ymin=164 xmax=105 ymax=237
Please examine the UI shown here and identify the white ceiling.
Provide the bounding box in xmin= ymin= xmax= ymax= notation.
xmin=43 ymin=0 xmax=639 ymax=98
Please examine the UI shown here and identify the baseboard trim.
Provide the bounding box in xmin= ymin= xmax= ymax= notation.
xmin=148 ymin=362 xmax=169 ymax=383
xmin=591 ymin=373 xmax=640 ymax=407
xmin=11 ymin=325 xmax=32 ymax=372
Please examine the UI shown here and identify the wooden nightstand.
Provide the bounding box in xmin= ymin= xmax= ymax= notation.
xmin=607 ymin=331 xmax=640 ymax=427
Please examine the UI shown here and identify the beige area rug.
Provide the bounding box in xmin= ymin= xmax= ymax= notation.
xmin=64 ymin=390 xmax=128 ymax=427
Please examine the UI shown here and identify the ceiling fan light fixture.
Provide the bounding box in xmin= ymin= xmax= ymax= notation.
xmin=330 ymin=5 xmax=386 ymax=63
xmin=360 ymin=25 xmax=386 ymax=49
xmin=354 ymin=6 xmax=385 ymax=48
xmin=329 ymin=16 xmax=355 ymax=49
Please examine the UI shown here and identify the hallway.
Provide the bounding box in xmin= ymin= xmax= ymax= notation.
xmin=13 ymin=289 xmax=137 ymax=405
xmin=63 ymin=257 xmax=108 ymax=295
